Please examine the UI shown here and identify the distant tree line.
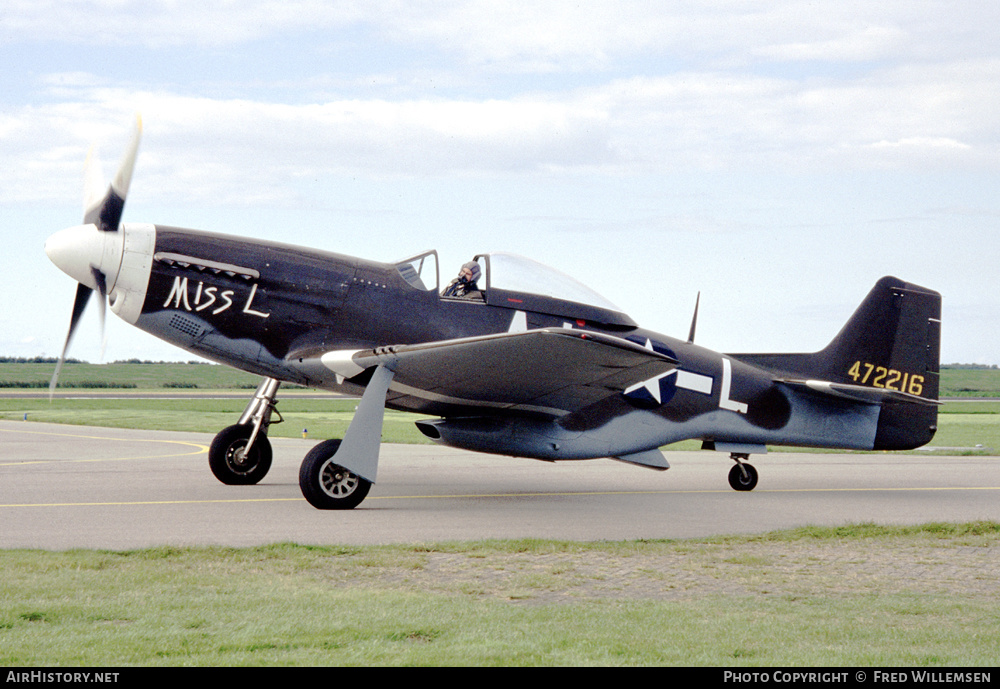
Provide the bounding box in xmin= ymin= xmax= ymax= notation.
xmin=943 ymin=363 xmax=999 ymax=370
xmin=0 ymin=381 xmax=138 ymax=389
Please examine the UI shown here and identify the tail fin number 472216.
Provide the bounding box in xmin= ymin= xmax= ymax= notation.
xmin=848 ymin=361 xmax=924 ymax=395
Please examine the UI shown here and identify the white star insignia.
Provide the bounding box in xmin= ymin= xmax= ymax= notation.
xmin=625 ymin=370 xmax=675 ymax=404
xmin=623 ymin=339 xmax=676 ymax=405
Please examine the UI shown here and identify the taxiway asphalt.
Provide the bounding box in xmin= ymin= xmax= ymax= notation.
xmin=2 ymin=420 xmax=999 ymax=550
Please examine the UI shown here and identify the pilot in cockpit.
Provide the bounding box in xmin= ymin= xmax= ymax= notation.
xmin=442 ymin=260 xmax=483 ymax=299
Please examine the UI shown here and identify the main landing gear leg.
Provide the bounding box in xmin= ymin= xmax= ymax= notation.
xmin=299 ymin=365 xmax=395 ymax=510
xmin=728 ymin=452 xmax=759 ymax=491
xmin=208 ymin=377 xmax=282 ymax=485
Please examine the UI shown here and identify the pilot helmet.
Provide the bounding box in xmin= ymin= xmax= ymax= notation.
xmin=461 ymin=261 xmax=481 ymax=283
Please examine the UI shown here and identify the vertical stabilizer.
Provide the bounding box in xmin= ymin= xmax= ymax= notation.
xmin=822 ymin=277 xmax=941 ymax=449
xmin=820 ymin=278 xmax=940 ymax=391
xmin=734 ymin=277 xmax=941 ymax=450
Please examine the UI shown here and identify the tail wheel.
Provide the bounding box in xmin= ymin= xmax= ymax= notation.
xmin=299 ymin=439 xmax=372 ymax=510
xmin=209 ymin=424 xmax=272 ymax=485
xmin=728 ymin=462 xmax=758 ymax=491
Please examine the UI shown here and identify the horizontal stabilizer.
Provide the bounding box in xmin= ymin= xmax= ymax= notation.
xmin=777 ymin=378 xmax=940 ymax=407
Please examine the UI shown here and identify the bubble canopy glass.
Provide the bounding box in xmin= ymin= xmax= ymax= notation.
xmin=478 ymin=252 xmax=635 ymax=327
xmin=481 ymin=252 xmax=623 ymax=312
xmin=396 ymin=249 xmax=635 ymax=326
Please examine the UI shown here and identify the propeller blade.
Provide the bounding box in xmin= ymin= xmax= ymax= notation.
xmin=49 ymin=115 xmax=142 ymax=393
xmin=91 ymin=266 xmax=108 ymax=353
xmin=83 ymin=115 xmax=142 ymax=232
xmin=49 ymin=283 xmax=94 ymax=396
xmin=82 ymin=146 xmax=106 ymax=219
xmin=90 ymin=265 xmax=107 ymax=297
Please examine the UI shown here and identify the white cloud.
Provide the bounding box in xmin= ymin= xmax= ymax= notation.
xmin=378 ymin=1 xmax=1000 ymax=74
xmin=3 ymin=46 xmax=997 ymax=207
xmin=755 ymin=25 xmax=908 ymax=63
xmin=1 ymin=0 xmax=368 ymax=47
xmin=4 ymin=2 xmax=995 ymax=71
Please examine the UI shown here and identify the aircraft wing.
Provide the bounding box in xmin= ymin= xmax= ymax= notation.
xmin=776 ymin=379 xmax=940 ymax=406
xmin=322 ymin=328 xmax=677 ymax=417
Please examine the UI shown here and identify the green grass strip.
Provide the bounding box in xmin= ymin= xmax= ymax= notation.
xmin=1 ymin=522 xmax=998 ymax=666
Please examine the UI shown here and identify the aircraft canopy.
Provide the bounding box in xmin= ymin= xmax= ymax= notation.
xmin=479 ymin=252 xmax=636 ymax=327
xmin=481 ymin=252 xmax=622 ymax=312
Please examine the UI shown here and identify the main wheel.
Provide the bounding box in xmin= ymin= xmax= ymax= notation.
xmin=728 ymin=462 xmax=758 ymax=491
xmin=299 ymin=439 xmax=372 ymax=510
xmin=208 ymin=424 xmax=272 ymax=485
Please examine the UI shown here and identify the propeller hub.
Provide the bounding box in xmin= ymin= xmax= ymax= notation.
xmin=45 ymin=223 xmax=124 ymax=293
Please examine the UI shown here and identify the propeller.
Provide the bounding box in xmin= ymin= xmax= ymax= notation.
xmin=47 ymin=116 xmax=142 ymax=395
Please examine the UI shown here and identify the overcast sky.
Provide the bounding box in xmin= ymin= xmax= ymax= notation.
xmin=2 ymin=1 xmax=998 ymax=366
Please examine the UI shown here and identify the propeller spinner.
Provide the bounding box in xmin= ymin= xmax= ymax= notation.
xmin=45 ymin=116 xmax=142 ymax=394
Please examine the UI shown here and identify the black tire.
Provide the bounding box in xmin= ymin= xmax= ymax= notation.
xmin=208 ymin=424 xmax=272 ymax=485
xmin=728 ymin=462 xmax=758 ymax=491
xmin=299 ymin=439 xmax=371 ymax=510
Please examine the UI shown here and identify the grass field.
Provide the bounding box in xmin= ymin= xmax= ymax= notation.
xmin=5 ymin=361 xmax=999 ymax=394
xmin=2 ymin=397 xmax=999 ymax=452
xmin=0 ymin=360 xmax=264 ymax=390
xmin=1 ymin=523 xmax=998 ymax=666
xmin=2 ymin=361 xmax=1000 ymax=452
xmin=0 ymin=395 xmax=434 ymax=444
xmin=939 ymin=366 xmax=1000 ymax=397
